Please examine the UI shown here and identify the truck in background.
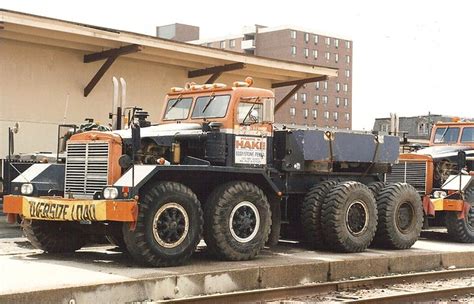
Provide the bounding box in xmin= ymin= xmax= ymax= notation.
xmin=386 ymin=121 xmax=474 ymax=242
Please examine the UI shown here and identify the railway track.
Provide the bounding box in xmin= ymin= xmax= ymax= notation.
xmin=157 ymin=268 xmax=474 ymax=303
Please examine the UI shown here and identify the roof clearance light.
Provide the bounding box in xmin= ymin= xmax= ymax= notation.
xmin=191 ymin=84 xmax=204 ymax=90
xmin=213 ymin=83 xmax=227 ymax=88
xmin=233 ymin=81 xmax=248 ymax=87
xmin=202 ymin=84 xmax=213 ymax=89
xmin=452 ymin=117 xmax=460 ymax=122
xmin=245 ymin=77 xmax=254 ymax=87
xmin=171 ymin=87 xmax=184 ymax=92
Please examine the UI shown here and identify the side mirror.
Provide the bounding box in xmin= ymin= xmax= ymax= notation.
xmin=131 ymin=123 xmax=141 ymax=158
xmin=458 ymin=151 xmax=467 ymax=169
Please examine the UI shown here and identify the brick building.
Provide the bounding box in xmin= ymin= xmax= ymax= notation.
xmin=192 ymin=26 xmax=353 ymax=129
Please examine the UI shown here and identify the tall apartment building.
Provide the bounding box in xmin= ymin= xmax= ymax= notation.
xmin=157 ymin=24 xmax=352 ymax=129
xmin=193 ymin=26 xmax=353 ymax=129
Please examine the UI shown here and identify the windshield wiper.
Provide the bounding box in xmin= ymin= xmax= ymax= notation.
xmin=167 ymin=96 xmax=183 ymax=113
xmin=201 ymin=95 xmax=216 ymax=114
xmin=242 ymin=103 xmax=256 ymax=124
xmin=438 ymin=126 xmax=450 ymax=143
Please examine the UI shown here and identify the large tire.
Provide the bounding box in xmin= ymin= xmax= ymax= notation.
xmin=123 ymin=181 xmax=203 ymax=267
xmin=301 ymin=180 xmax=338 ymax=249
xmin=373 ymin=183 xmax=423 ymax=249
xmin=321 ymin=181 xmax=377 ymax=252
xmin=23 ymin=220 xmax=88 ymax=253
xmin=204 ymin=181 xmax=271 ymax=261
xmin=368 ymin=181 xmax=387 ymax=198
xmin=445 ymin=186 xmax=474 ymax=243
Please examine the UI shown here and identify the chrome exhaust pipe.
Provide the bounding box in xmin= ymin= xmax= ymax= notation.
xmin=112 ymin=77 xmax=119 ymax=130
xmin=120 ymin=77 xmax=127 ymax=129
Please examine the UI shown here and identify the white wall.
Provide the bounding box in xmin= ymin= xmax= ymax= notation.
xmin=0 ymin=38 xmax=271 ymax=157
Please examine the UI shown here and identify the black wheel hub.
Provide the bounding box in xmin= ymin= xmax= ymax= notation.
xmin=232 ymin=206 xmax=257 ymax=239
xmin=157 ymin=208 xmax=186 ymax=244
xmin=397 ymin=202 xmax=415 ymax=233
xmin=346 ymin=201 xmax=368 ymax=235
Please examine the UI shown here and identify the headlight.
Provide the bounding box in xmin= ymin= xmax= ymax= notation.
xmin=103 ymin=187 xmax=119 ymax=199
xmin=21 ymin=183 xmax=34 ymax=195
xmin=433 ymin=191 xmax=447 ymax=199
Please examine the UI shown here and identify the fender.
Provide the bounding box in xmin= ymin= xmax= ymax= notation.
xmin=113 ymin=164 xmax=283 ymax=196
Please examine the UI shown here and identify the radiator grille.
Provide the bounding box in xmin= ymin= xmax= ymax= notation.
xmin=64 ymin=141 xmax=109 ymax=198
xmin=386 ymin=161 xmax=427 ymax=193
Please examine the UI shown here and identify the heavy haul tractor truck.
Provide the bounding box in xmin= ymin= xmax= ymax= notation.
xmin=3 ymin=78 xmax=423 ymax=267
xmin=386 ymin=121 xmax=474 ymax=242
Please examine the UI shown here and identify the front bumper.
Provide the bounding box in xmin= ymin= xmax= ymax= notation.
xmin=3 ymin=195 xmax=137 ymax=222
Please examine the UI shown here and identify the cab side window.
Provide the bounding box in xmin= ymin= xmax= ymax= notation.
xmin=237 ymin=103 xmax=263 ymax=125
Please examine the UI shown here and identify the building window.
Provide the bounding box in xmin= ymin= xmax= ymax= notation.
xmin=323 ymin=81 xmax=328 ymax=90
xmin=290 ymin=30 xmax=297 ymax=39
xmin=345 ymin=113 xmax=350 ymax=121
xmin=324 ymin=111 xmax=330 ymax=119
xmin=294 ymin=93 xmax=298 ymax=100
xmin=325 ymin=37 xmax=331 ymax=46
xmin=315 ymin=82 xmax=320 ymax=90
xmin=220 ymin=41 xmax=226 ymax=48
xmin=323 ymin=95 xmax=328 ymax=104
xmin=314 ymin=95 xmax=320 ymax=104
xmin=344 ymin=98 xmax=349 ymax=107
xmin=345 ymin=69 xmax=350 ymax=77
xmin=325 ymin=52 xmax=330 ymax=60
xmin=312 ymin=109 xmax=318 ymax=119
xmin=343 ymin=84 xmax=348 ymax=92
xmin=418 ymin=123 xmax=429 ymax=135
xmin=206 ymin=42 xmax=212 ymax=47
xmin=335 ymin=53 xmax=339 ymax=63
xmin=314 ymin=34 xmax=319 ymax=44
xmin=304 ymin=48 xmax=309 ymax=58
xmin=291 ymin=46 xmax=297 ymax=55
xmin=304 ymin=109 xmax=309 ymax=118
xmin=346 ymin=41 xmax=351 ymax=49
xmin=313 ymin=50 xmax=318 ymax=59
xmin=346 ymin=55 xmax=351 ymax=63
xmin=301 ymin=93 xmax=307 ymax=103
xmin=229 ymin=39 xmax=236 ymax=48
xmin=336 ymin=97 xmax=340 ymax=107
xmin=336 ymin=83 xmax=340 ymax=92
xmin=333 ymin=112 xmax=339 ymax=121
xmin=290 ymin=107 xmax=296 ymax=116
xmin=334 ymin=38 xmax=339 ymax=48
xmin=304 ymin=33 xmax=309 ymax=43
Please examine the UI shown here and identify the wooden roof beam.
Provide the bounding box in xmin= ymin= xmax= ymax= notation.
xmin=271 ymin=75 xmax=328 ymax=88
xmin=83 ymin=44 xmax=142 ymax=97
xmin=188 ymin=62 xmax=245 ymax=79
xmin=83 ymin=44 xmax=143 ymax=63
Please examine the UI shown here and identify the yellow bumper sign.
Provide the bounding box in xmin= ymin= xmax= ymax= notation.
xmin=22 ymin=197 xmax=107 ymax=221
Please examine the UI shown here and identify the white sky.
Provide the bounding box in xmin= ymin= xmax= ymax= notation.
xmin=1 ymin=0 xmax=473 ymax=130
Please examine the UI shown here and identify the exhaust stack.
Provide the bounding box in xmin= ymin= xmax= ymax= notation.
xmin=120 ymin=77 xmax=127 ymax=129
xmin=112 ymin=77 xmax=119 ymax=130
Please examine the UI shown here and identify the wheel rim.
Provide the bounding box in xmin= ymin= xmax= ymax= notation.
xmin=396 ymin=202 xmax=415 ymax=233
xmin=466 ymin=203 xmax=474 ymax=231
xmin=152 ymin=202 xmax=189 ymax=248
xmin=229 ymin=201 xmax=260 ymax=243
xmin=346 ymin=200 xmax=369 ymax=236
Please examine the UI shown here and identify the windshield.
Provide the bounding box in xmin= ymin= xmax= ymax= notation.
xmin=461 ymin=127 xmax=474 ymax=142
xmin=433 ymin=127 xmax=460 ymax=144
xmin=164 ymin=97 xmax=193 ymax=120
xmin=191 ymin=95 xmax=230 ymax=119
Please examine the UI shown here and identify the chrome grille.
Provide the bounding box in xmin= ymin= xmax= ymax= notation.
xmin=65 ymin=141 xmax=109 ymax=198
xmin=386 ymin=161 xmax=427 ymax=193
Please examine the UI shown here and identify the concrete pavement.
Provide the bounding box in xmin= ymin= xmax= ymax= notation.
xmin=0 ymin=227 xmax=473 ymax=303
